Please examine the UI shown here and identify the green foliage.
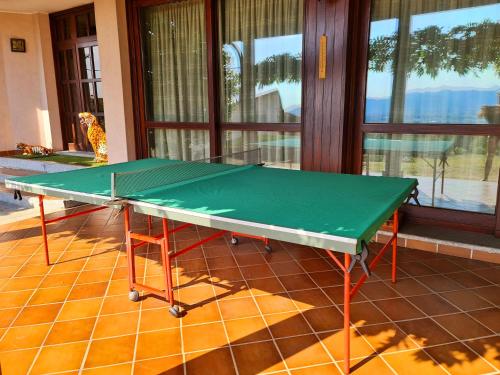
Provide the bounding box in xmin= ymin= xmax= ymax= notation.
xmin=369 ymin=20 xmax=500 ymax=77
xmin=254 ymin=53 xmax=302 ymax=87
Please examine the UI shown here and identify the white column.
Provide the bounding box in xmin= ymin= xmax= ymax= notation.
xmin=94 ymin=0 xmax=136 ymax=163
xmin=35 ymin=13 xmax=63 ymax=151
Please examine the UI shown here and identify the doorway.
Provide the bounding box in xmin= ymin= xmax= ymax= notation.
xmin=50 ymin=4 xmax=105 ymax=151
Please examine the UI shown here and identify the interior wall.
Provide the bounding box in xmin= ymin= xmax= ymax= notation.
xmin=0 ymin=11 xmax=62 ymax=152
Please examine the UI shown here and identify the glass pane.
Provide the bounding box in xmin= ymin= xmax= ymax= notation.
xmin=92 ymin=46 xmax=101 ymax=79
xmin=362 ymin=133 xmax=499 ymax=213
xmin=76 ymin=14 xmax=89 ymax=37
xmin=222 ymin=130 xmax=300 ymax=169
xmin=69 ymin=83 xmax=79 ymax=112
xmin=82 ymin=82 xmax=96 ymax=113
xmin=219 ymin=0 xmax=304 ymax=123
xmin=89 ymin=12 xmax=97 ymax=36
xmin=79 ymin=47 xmax=92 ymax=79
xmin=365 ymin=1 xmax=500 ymax=124
xmin=58 ymin=51 xmax=67 ymax=80
xmin=62 ymin=85 xmax=71 ymax=112
xmin=148 ymin=128 xmax=210 ymax=160
xmin=140 ymin=0 xmax=209 ymax=122
xmin=66 ymin=50 xmax=75 ymax=80
xmin=96 ymin=82 xmax=104 ymax=112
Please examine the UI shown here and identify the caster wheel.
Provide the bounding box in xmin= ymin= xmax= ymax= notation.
xmin=169 ymin=305 xmax=182 ymax=318
xmin=264 ymin=245 xmax=272 ymax=253
xmin=231 ymin=237 xmax=239 ymax=245
xmin=129 ymin=290 xmax=139 ymax=302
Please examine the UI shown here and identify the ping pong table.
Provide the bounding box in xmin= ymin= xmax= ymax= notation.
xmin=6 ymin=155 xmax=418 ymax=374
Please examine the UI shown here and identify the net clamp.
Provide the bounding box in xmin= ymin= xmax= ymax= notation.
xmin=13 ymin=189 xmax=22 ymax=201
xmin=105 ymin=199 xmax=130 ymax=220
xmin=348 ymin=242 xmax=371 ymax=277
xmin=405 ymin=187 xmax=421 ymax=206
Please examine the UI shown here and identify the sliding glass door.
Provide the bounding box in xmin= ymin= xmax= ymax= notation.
xmin=130 ymin=0 xmax=303 ymax=168
xmin=357 ymin=0 xmax=500 ymax=228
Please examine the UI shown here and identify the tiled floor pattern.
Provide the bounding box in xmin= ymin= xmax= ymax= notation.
xmin=0 ymin=207 xmax=498 ymax=375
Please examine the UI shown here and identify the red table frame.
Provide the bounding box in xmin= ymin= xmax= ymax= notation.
xmin=123 ymin=206 xmax=399 ymax=374
xmin=37 ymin=194 xmax=399 ymax=374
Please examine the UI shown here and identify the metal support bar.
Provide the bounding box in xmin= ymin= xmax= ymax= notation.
xmin=38 ymin=195 xmax=108 ymax=266
xmin=129 ymin=232 xmax=164 ymax=245
xmin=44 ymin=206 xmax=107 ymax=224
xmin=171 ymin=230 xmax=227 ymax=259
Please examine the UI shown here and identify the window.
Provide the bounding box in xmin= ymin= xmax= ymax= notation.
xmin=365 ymin=1 xmax=500 ymax=124
xmin=361 ymin=0 xmax=500 ymax=216
xmin=140 ymin=0 xmax=208 ymax=123
xmin=148 ymin=129 xmax=209 ymax=161
xmin=218 ymin=0 xmax=303 ymax=123
xmin=218 ymin=0 xmax=304 ymax=167
xmin=133 ymin=0 xmax=303 ymax=168
xmin=222 ymin=131 xmax=301 ymax=169
xmin=363 ymin=134 xmax=499 ymax=213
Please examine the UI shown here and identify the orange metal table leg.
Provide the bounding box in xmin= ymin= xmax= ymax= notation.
xmin=124 ymin=207 xmax=136 ymax=290
xmin=344 ymin=253 xmax=351 ymax=374
xmin=38 ymin=195 xmax=50 ymax=266
xmin=161 ymin=218 xmax=174 ymax=305
xmin=392 ymin=209 xmax=399 ymax=283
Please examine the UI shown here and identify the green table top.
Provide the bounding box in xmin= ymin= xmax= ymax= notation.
xmin=6 ymin=159 xmax=417 ymax=254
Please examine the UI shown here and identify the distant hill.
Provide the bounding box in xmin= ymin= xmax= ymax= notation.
xmin=365 ymin=88 xmax=500 ymax=124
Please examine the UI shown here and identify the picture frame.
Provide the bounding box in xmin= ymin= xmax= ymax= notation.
xmin=10 ymin=38 xmax=26 ymax=53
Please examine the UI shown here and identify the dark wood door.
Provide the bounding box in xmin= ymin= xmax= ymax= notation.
xmin=50 ymin=5 xmax=104 ymax=151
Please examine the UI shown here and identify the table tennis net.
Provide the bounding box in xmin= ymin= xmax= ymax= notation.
xmin=110 ymin=149 xmax=261 ymax=200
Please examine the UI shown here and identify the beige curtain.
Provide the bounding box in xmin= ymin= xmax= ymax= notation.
xmin=142 ymin=0 xmax=209 ymax=160
xmin=149 ymin=129 xmax=210 ymax=161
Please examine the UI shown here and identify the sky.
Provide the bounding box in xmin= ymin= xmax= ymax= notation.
xmin=366 ymin=3 xmax=500 ymax=99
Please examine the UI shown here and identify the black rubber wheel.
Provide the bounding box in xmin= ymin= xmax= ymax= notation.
xmin=169 ymin=305 xmax=181 ymax=318
xmin=231 ymin=237 xmax=239 ymax=245
xmin=128 ymin=290 xmax=139 ymax=302
xmin=264 ymin=245 xmax=272 ymax=253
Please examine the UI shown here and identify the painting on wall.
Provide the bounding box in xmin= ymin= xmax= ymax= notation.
xmin=10 ymin=38 xmax=26 ymax=53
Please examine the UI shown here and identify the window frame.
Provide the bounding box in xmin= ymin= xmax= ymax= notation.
xmin=351 ymin=0 xmax=500 ymax=234
xmin=127 ymin=0 xmax=303 ymax=162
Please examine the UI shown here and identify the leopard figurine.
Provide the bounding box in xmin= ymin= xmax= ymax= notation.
xmin=78 ymin=112 xmax=108 ymax=162
xmin=16 ymin=143 xmax=53 ymax=156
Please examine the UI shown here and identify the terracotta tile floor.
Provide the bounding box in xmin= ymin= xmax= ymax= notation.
xmin=0 ymin=208 xmax=499 ymax=375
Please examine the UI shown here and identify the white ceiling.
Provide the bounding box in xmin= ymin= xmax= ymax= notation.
xmin=0 ymin=0 xmax=92 ymax=14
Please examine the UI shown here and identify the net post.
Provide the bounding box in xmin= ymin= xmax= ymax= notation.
xmin=111 ymin=172 xmax=117 ymax=200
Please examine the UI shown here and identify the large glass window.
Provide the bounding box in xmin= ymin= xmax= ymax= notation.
xmin=222 ymin=131 xmax=300 ymax=169
xmin=365 ymin=1 xmax=500 ymax=124
xmin=363 ymin=134 xmax=499 ymax=213
xmin=218 ymin=0 xmax=304 ymax=123
xmin=141 ymin=0 xmax=209 ymax=123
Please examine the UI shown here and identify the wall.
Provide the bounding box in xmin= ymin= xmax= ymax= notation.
xmin=0 ymin=12 xmax=62 ymax=151
xmin=94 ymin=0 xmax=136 ymax=163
